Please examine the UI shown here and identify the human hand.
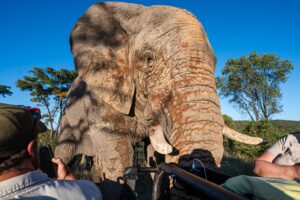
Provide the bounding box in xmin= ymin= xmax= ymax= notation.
xmin=52 ymin=158 xmax=76 ymax=180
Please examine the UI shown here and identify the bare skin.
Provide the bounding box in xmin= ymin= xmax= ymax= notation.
xmin=253 ymin=151 xmax=300 ymax=179
xmin=52 ymin=158 xmax=76 ymax=180
xmin=0 ymin=140 xmax=75 ymax=181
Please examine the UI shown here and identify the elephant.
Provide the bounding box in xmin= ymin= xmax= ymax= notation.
xmin=55 ymin=2 xmax=263 ymax=184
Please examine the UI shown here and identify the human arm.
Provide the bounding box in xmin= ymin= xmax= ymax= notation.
xmin=253 ymin=151 xmax=300 ymax=179
xmin=52 ymin=158 xmax=76 ymax=180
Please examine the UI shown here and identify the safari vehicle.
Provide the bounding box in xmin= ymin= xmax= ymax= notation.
xmin=122 ymin=163 xmax=243 ymax=200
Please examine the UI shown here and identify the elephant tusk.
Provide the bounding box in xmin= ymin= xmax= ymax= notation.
xmin=223 ymin=125 xmax=265 ymax=145
xmin=149 ymin=124 xmax=173 ymax=154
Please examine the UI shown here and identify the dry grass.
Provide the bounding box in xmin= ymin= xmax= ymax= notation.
xmin=220 ymin=151 xmax=255 ymax=177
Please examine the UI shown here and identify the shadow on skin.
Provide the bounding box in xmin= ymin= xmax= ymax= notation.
xmin=55 ymin=78 xmax=137 ymax=198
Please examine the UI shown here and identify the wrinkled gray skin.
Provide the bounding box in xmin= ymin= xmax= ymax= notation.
xmin=55 ymin=2 xmax=260 ymax=184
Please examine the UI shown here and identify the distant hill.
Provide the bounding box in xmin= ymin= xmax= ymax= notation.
xmin=234 ymin=120 xmax=300 ymax=133
xmin=270 ymin=120 xmax=300 ymax=133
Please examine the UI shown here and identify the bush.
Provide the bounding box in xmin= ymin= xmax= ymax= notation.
xmin=223 ymin=114 xmax=236 ymax=129
xmin=38 ymin=130 xmax=58 ymax=151
xmin=221 ymin=118 xmax=297 ymax=176
xmin=223 ymin=117 xmax=293 ymax=160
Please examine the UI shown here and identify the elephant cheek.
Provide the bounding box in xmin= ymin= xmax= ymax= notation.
xmin=144 ymin=90 xmax=173 ymax=128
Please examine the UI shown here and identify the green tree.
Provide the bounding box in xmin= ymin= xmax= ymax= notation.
xmin=0 ymin=85 xmax=13 ymax=97
xmin=16 ymin=67 xmax=77 ymax=136
xmin=216 ymin=52 xmax=293 ymax=121
xmin=223 ymin=114 xmax=236 ymax=128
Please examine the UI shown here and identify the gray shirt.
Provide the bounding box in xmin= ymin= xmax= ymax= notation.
xmin=0 ymin=170 xmax=102 ymax=199
xmin=267 ymin=133 xmax=300 ymax=166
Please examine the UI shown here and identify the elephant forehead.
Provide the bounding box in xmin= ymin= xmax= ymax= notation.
xmin=127 ymin=7 xmax=201 ymax=44
xmin=76 ymin=47 xmax=129 ymax=75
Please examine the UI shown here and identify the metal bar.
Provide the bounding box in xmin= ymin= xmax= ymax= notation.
xmin=139 ymin=167 xmax=160 ymax=173
xmin=158 ymin=163 xmax=244 ymax=200
xmin=151 ymin=170 xmax=165 ymax=200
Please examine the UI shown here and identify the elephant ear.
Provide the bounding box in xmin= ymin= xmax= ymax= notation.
xmin=70 ymin=3 xmax=135 ymax=114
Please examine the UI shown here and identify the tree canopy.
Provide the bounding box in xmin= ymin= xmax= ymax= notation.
xmin=0 ymin=85 xmax=13 ymax=97
xmin=216 ymin=52 xmax=293 ymax=121
xmin=16 ymin=67 xmax=77 ymax=136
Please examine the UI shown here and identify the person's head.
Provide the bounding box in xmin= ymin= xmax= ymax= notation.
xmin=0 ymin=104 xmax=47 ymax=174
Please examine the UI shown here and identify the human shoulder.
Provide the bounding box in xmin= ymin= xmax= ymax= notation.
xmin=0 ymin=171 xmax=101 ymax=200
xmin=278 ymin=132 xmax=300 ymax=146
xmin=271 ymin=133 xmax=299 ymax=147
xmin=45 ymin=179 xmax=102 ymax=199
xmin=267 ymin=133 xmax=300 ymax=156
xmin=288 ymin=132 xmax=300 ymax=142
xmin=70 ymin=179 xmax=101 ymax=196
xmin=266 ymin=134 xmax=289 ymax=156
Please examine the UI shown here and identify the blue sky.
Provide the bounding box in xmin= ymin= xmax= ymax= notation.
xmin=0 ymin=0 xmax=299 ymax=120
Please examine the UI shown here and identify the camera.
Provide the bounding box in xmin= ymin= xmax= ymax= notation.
xmin=39 ymin=145 xmax=57 ymax=178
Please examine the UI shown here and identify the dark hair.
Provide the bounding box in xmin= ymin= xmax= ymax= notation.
xmin=0 ymin=150 xmax=30 ymax=173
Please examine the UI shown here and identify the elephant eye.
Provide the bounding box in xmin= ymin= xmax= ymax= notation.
xmin=144 ymin=53 xmax=155 ymax=67
xmin=137 ymin=48 xmax=157 ymax=73
xmin=138 ymin=49 xmax=156 ymax=69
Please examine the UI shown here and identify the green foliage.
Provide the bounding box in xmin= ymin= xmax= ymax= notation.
xmin=222 ymin=119 xmax=300 ymax=175
xmin=216 ymin=52 xmax=293 ymax=121
xmin=223 ymin=114 xmax=236 ymax=128
xmin=16 ymin=67 xmax=77 ymax=136
xmin=239 ymin=122 xmax=275 ymax=158
xmin=38 ymin=130 xmax=58 ymax=151
xmin=224 ymin=119 xmax=298 ymax=161
xmin=235 ymin=120 xmax=300 ymax=133
xmin=0 ymin=85 xmax=13 ymax=97
xmin=271 ymin=120 xmax=300 ymax=133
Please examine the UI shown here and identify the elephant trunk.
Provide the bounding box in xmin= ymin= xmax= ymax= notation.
xmin=165 ymin=55 xmax=224 ymax=168
xmin=148 ymin=22 xmax=265 ymax=166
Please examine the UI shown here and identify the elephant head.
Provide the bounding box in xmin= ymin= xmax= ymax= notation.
xmin=55 ymin=2 xmax=263 ymax=182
